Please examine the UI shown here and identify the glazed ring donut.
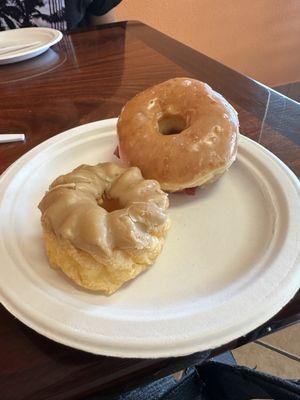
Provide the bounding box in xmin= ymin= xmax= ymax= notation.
xmin=117 ymin=77 xmax=239 ymax=192
xmin=39 ymin=162 xmax=170 ymax=295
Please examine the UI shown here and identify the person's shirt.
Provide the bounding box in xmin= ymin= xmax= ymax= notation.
xmin=0 ymin=0 xmax=122 ymax=31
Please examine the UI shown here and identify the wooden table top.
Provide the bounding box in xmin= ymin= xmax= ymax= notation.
xmin=0 ymin=21 xmax=299 ymax=400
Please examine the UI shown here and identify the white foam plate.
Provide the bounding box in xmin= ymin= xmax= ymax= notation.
xmin=0 ymin=27 xmax=62 ymax=65
xmin=0 ymin=118 xmax=299 ymax=358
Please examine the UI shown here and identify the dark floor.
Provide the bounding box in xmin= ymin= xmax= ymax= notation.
xmin=232 ymin=324 xmax=300 ymax=378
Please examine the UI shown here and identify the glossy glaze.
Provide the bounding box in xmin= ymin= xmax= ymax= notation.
xmin=0 ymin=22 xmax=299 ymax=400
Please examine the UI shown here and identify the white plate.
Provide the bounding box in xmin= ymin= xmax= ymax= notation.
xmin=0 ymin=119 xmax=299 ymax=358
xmin=0 ymin=28 xmax=62 ymax=65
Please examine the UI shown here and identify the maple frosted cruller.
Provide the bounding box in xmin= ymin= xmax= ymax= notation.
xmin=39 ymin=162 xmax=170 ymax=295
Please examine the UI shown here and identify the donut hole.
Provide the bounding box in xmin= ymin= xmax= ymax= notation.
xmin=100 ymin=196 xmax=122 ymax=212
xmin=158 ymin=114 xmax=187 ymax=135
